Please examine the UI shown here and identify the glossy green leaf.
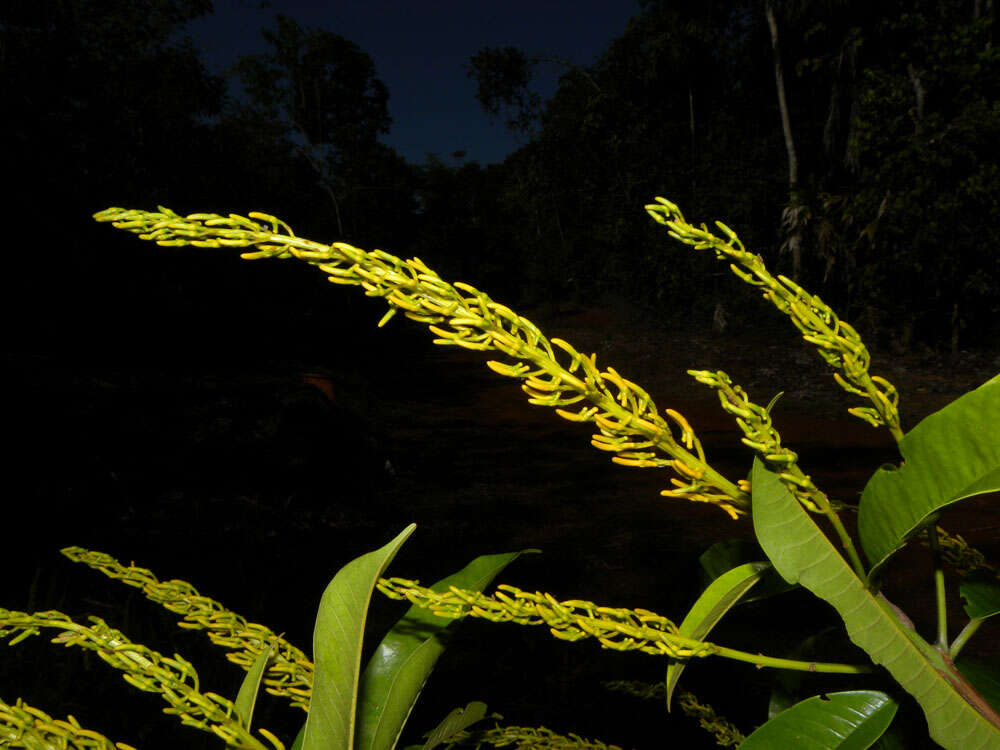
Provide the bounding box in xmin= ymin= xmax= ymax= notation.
xmin=958 ymin=659 xmax=1000 ymax=716
xmin=301 ymin=524 xmax=417 ymax=750
xmin=420 ymin=701 xmax=489 ymax=750
xmin=666 ymin=561 xmax=768 ymax=710
xmin=234 ymin=639 xmax=274 ymax=730
xmin=752 ymin=459 xmax=1000 ymax=749
xmin=699 ymin=539 xmax=796 ymax=602
xmin=356 ymin=550 xmax=537 ymax=750
xmin=868 ymin=724 xmax=908 ymax=750
xmin=768 ymin=688 xmax=797 ymax=720
xmin=741 ymin=691 xmax=898 ymax=749
xmin=858 ymin=376 xmax=1000 ymax=578
xmin=961 ymin=571 xmax=1000 ymax=621
xmin=767 ymin=627 xmax=846 ymax=720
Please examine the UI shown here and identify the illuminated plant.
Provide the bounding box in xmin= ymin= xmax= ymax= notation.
xmin=3 ymin=198 xmax=999 ymax=748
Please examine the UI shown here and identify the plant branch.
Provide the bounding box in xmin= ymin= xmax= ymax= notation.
xmin=950 ymin=619 xmax=982 ymax=661
xmin=645 ymin=198 xmax=903 ymax=441
xmin=0 ymin=609 xmax=281 ymax=750
xmin=93 ymin=206 xmax=751 ymax=518
xmin=0 ymin=696 xmax=130 ymax=750
xmin=449 ymin=724 xmax=622 ymax=750
xmin=929 ymin=526 xmax=949 ymax=651
xmin=603 ymin=682 xmax=746 ymax=747
xmin=61 ymin=546 xmax=314 ymax=714
xmin=927 ymin=525 xmax=994 ymax=576
xmin=377 ymin=578 xmax=873 ymax=675
xmin=688 ymin=369 xmax=868 ymax=580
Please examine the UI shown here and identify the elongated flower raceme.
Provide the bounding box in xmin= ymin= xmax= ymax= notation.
xmin=449 ymin=724 xmax=625 ymax=749
xmin=645 ymin=197 xmax=903 ymax=442
xmin=375 ymin=578 xmax=872 ymax=675
xmin=686 ymin=369 xmax=869 ymax=578
xmin=0 ymin=697 xmax=135 ymax=750
xmin=61 ymin=546 xmax=314 ymax=713
xmin=379 ymin=576 xmax=704 ymax=657
xmin=687 ymin=369 xmax=822 ymax=512
xmin=603 ymin=681 xmax=745 ymax=747
xmin=93 ymin=206 xmax=749 ymax=518
xmin=0 ymin=608 xmax=283 ymax=750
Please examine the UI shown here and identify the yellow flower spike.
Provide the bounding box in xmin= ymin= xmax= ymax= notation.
xmin=671 ymin=460 xmax=706 ymax=480
xmin=651 ymin=198 xmax=903 ymax=440
xmin=96 ymin=206 xmax=752 ymax=516
xmin=486 ymin=360 xmax=524 ymax=378
xmin=1 ymin=607 xmax=280 ymax=749
xmin=549 ymin=336 xmax=580 ymax=356
xmin=427 ymin=325 xmax=461 ymax=340
xmin=682 ymin=366 xmax=867 ymax=571
xmin=765 ymin=453 xmax=797 ymax=464
xmin=556 ymin=406 xmax=599 ymax=423
xmin=376 ymin=308 xmax=397 ymax=328
xmin=590 ymin=436 xmax=623 ymax=451
xmin=59 ymin=547 xmax=313 ymax=717
xmin=833 ymin=372 xmax=868 ymax=396
xmin=740 ymin=437 xmax=770 ymax=451
xmin=0 ymin=697 xmax=136 ymax=750
xmin=664 ymin=409 xmax=694 ymax=450
xmin=524 ymin=375 xmax=560 ymax=393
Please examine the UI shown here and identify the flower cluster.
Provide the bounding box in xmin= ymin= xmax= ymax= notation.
xmin=603 ymin=681 xmax=746 ymax=747
xmin=94 ymin=206 xmax=749 ymax=518
xmin=645 ymin=197 xmax=902 ymax=441
xmin=928 ymin=527 xmax=994 ymax=577
xmin=0 ymin=608 xmax=282 ymax=750
xmin=376 ymin=577 xmax=714 ymax=659
xmin=61 ymin=546 xmax=313 ymax=714
xmin=448 ymin=724 xmax=624 ymax=749
xmin=0 ymin=697 xmax=134 ymax=750
xmin=686 ymin=369 xmax=823 ymax=513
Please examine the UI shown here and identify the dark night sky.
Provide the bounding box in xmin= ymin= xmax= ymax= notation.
xmin=186 ymin=0 xmax=641 ymax=165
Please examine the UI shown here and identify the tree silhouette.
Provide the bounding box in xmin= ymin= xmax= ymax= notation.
xmin=233 ymin=14 xmax=394 ymax=238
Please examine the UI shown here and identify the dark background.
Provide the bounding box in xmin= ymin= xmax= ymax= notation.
xmin=3 ymin=1 xmax=1000 ymax=747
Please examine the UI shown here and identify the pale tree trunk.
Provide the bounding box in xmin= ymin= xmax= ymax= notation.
xmin=766 ymin=0 xmax=801 ymax=278
xmin=907 ymin=63 xmax=925 ymax=136
xmin=974 ymin=0 xmax=993 ymax=49
xmin=291 ymin=121 xmax=345 ymax=237
xmin=689 ymin=80 xmax=697 ymax=199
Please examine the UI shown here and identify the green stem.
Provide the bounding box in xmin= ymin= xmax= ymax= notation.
xmin=950 ymin=618 xmax=982 ymax=661
xmin=824 ymin=503 xmax=868 ymax=580
xmin=708 ymin=643 xmax=873 ymax=674
xmin=929 ymin=526 xmax=948 ymax=651
xmin=784 ymin=464 xmax=866 ymax=580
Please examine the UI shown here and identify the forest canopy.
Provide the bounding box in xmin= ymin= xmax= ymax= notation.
xmin=3 ymin=0 xmax=997 ymax=355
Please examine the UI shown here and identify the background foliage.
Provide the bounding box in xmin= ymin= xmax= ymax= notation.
xmin=3 ymin=0 xmax=999 ymax=747
xmin=4 ymin=0 xmax=999 ymax=354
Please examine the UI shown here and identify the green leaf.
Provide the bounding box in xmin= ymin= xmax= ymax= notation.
xmin=768 ymin=688 xmax=797 ymax=720
xmin=234 ymin=640 xmax=274 ymax=730
xmin=858 ymin=376 xmax=1000 ymax=578
xmin=961 ymin=571 xmax=1000 ymax=621
xmin=868 ymin=724 xmax=908 ymax=750
xmin=751 ymin=459 xmax=1000 ymax=749
xmin=767 ymin=627 xmax=847 ymax=719
xmin=301 ymin=524 xmax=417 ymax=750
xmin=356 ymin=550 xmax=537 ymax=750
xmin=741 ymin=691 xmax=898 ymax=749
xmin=958 ymin=659 xmax=1000 ymax=716
xmin=420 ymin=701 xmax=489 ymax=750
xmin=699 ymin=539 xmax=796 ymax=602
xmin=666 ymin=561 xmax=768 ymax=710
